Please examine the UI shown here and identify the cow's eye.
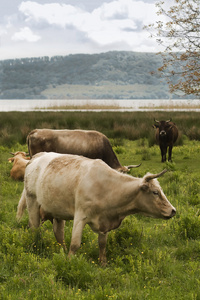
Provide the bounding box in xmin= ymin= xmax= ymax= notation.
xmin=153 ymin=190 xmax=159 ymax=196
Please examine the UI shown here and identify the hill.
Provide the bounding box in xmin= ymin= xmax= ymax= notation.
xmin=0 ymin=51 xmax=188 ymax=99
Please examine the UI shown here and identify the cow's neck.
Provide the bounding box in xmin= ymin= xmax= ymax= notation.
xmin=98 ymin=181 xmax=141 ymax=234
xmin=105 ymin=176 xmax=142 ymax=218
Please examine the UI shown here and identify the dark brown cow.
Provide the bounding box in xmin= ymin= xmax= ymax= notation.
xmin=153 ymin=119 xmax=178 ymax=162
xmin=27 ymin=129 xmax=140 ymax=172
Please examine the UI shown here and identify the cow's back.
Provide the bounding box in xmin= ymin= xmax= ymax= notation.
xmin=25 ymin=152 xmax=59 ymax=196
xmin=27 ymin=129 xmax=122 ymax=170
xmin=24 ymin=152 xmax=113 ymax=220
xmin=27 ymin=129 xmax=105 ymax=156
xmin=55 ymin=130 xmax=104 ymax=157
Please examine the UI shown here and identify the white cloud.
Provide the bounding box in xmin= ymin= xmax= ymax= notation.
xmin=19 ymin=1 xmax=84 ymax=28
xmin=0 ymin=27 xmax=7 ymax=37
xmin=93 ymin=0 xmax=154 ymax=23
xmin=18 ymin=0 xmax=158 ymax=47
xmin=1 ymin=0 xmax=165 ymax=59
xmin=12 ymin=26 xmax=41 ymax=42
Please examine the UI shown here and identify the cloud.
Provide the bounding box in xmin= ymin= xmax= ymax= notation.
xmin=12 ymin=26 xmax=41 ymax=42
xmin=0 ymin=27 xmax=7 ymax=37
xmin=18 ymin=0 xmax=158 ymax=47
xmin=19 ymin=1 xmax=83 ymax=28
xmin=1 ymin=0 xmax=165 ymax=59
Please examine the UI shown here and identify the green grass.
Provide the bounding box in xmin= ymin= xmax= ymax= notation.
xmin=0 ymin=112 xmax=200 ymax=299
xmin=40 ymin=83 xmax=167 ymax=100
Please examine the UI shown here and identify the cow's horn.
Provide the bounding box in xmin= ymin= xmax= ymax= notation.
xmin=118 ymin=163 xmax=141 ymax=173
xmin=10 ymin=152 xmax=15 ymax=156
xmin=166 ymin=119 xmax=171 ymax=123
xmin=144 ymin=169 xmax=168 ymax=182
xmin=154 ymin=118 xmax=159 ymax=123
xmin=126 ymin=163 xmax=141 ymax=169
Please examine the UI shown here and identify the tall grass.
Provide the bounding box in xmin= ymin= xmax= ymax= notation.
xmin=0 ymin=111 xmax=200 ymax=299
xmin=0 ymin=111 xmax=200 ymax=146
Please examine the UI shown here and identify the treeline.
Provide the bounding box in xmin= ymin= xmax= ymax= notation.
xmin=0 ymin=51 xmax=190 ymax=99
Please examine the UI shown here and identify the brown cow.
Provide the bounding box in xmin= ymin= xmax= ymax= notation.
xmin=17 ymin=152 xmax=176 ymax=265
xmin=27 ymin=129 xmax=140 ymax=172
xmin=153 ymin=119 xmax=178 ymax=162
xmin=8 ymin=151 xmax=30 ymax=181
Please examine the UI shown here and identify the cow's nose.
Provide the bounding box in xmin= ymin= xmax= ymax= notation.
xmin=171 ymin=208 xmax=176 ymax=217
xmin=160 ymin=130 xmax=166 ymax=136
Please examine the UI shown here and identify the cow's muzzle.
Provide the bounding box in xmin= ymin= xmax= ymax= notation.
xmin=160 ymin=130 xmax=166 ymax=136
xmin=165 ymin=208 xmax=176 ymax=219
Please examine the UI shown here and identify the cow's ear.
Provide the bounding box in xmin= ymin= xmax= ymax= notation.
xmin=140 ymin=183 xmax=149 ymax=192
xmin=8 ymin=157 xmax=14 ymax=162
xmin=152 ymin=124 xmax=158 ymax=129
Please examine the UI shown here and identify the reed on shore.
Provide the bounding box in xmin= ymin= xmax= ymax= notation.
xmin=0 ymin=111 xmax=200 ymax=147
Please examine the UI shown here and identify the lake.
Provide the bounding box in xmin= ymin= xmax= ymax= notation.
xmin=0 ymin=99 xmax=200 ymax=112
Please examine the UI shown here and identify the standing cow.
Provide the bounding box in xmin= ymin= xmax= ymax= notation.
xmin=27 ymin=129 xmax=140 ymax=172
xmin=17 ymin=152 xmax=176 ymax=265
xmin=153 ymin=119 xmax=178 ymax=162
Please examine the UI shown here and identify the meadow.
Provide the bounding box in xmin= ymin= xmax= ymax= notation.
xmin=0 ymin=111 xmax=200 ymax=299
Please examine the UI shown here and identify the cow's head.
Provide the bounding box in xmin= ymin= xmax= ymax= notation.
xmin=153 ymin=119 xmax=173 ymax=137
xmin=9 ymin=151 xmax=29 ymax=157
xmin=8 ymin=152 xmax=30 ymax=163
xmin=137 ymin=169 xmax=176 ymax=219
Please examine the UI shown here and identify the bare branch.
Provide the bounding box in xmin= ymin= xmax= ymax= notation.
xmin=145 ymin=0 xmax=200 ymax=96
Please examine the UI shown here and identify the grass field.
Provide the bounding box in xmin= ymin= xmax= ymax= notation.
xmin=40 ymin=83 xmax=168 ymax=100
xmin=0 ymin=111 xmax=200 ymax=299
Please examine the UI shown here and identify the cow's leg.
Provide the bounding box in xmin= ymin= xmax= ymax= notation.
xmin=40 ymin=207 xmax=53 ymax=224
xmin=168 ymin=145 xmax=173 ymax=161
xmin=98 ymin=232 xmax=108 ymax=266
xmin=68 ymin=214 xmax=86 ymax=257
xmin=160 ymin=146 xmax=167 ymax=162
xmin=53 ymin=219 xmax=66 ymax=250
xmin=26 ymin=196 xmax=40 ymax=228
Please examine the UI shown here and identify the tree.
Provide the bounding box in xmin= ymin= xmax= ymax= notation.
xmin=146 ymin=0 xmax=200 ymax=96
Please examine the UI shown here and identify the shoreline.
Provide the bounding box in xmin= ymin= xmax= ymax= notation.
xmin=0 ymin=99 xmax=200 ymax=112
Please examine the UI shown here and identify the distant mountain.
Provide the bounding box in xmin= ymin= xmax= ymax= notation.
xmin=0 ymin=51 xmax=190 ymax=99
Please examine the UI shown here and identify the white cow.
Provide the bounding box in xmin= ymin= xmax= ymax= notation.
xmin=17 ymin=152 xmax=176 ymax=265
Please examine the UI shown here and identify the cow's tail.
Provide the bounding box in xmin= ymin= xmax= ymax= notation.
xmin=26 ymin=133 xmax=31 ymax=157
xmin=16 ymin=189 xmax=27 ymax=221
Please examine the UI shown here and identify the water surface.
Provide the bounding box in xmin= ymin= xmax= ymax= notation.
xmin=0 ymin=99 xmax=200 ymax=112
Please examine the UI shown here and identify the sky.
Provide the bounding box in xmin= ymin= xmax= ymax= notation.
xmin=0 ymin=0 xmax=169 ymax=60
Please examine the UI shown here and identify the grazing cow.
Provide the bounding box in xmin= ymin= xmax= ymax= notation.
xmin=153 ymin=119 xmax=178 ymax=162
xmin=27 ymin=129 xmax=140 ymax=173
xmin=17 ymin=152 xmax=176 ymax=265
xmin=8 ymin=151 xmax=30 ymax=181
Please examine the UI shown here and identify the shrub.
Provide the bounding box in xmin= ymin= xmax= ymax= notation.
xmin=176 ymin=213 xmax=200 ymax=240
xmin=53 ymin=252 xmax=94 ymax=290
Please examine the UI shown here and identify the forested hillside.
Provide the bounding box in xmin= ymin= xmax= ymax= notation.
xmin=0 ymin=51 xmax=186 ymax=99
